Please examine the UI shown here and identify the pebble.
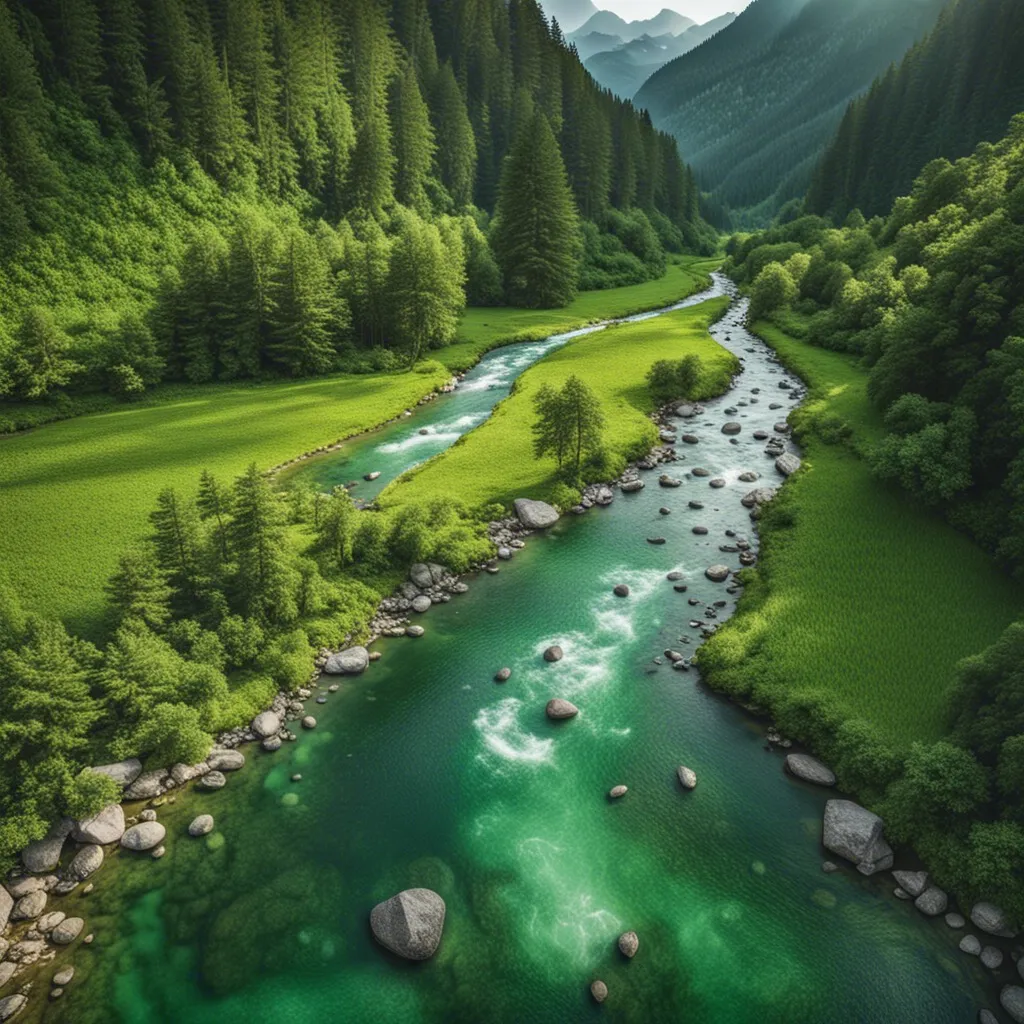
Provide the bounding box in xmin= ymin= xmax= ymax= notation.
xmin=189 ymin=815 xmax=215 ymax=837
xmin=495 ymin=667 xmax=512 ymax=682
xmin=618 ymin=930 xmax=639 ymax=958
xmin=590 ymin=980 xmax=608 ymax=1003
xmin=613 ymin=584 xmax=630 ymax=597
xmin=609 ymin=786 xmax=628 ymax=799
xmin=302 ymin=716 xmax=317 ymax=729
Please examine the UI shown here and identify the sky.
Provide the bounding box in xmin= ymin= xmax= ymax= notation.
xmin=596 ymin=0 xmax=752 ymax=22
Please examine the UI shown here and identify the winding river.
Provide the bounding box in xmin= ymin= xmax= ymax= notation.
xmin=51 ymin=277 xmax=991 ymax=1023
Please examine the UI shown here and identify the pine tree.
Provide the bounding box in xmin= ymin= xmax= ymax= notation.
xmin=391 ymin=62 xmax=436 ymax=213
xmin=197 ymin=470 xmax=232 ymax=564
xmin=490 ymin=108 xmax=580 ymax=308
xmin=105 ymin=550 xmax=172 ymax=630
xmin=432 ymin=61 xmax=477 ymax=208
xmin=9 ymin=308 xmax=83 ymax=399
xmin=150 ymin=487 xmax=203 ymax=605
xmin=316 ymin=487 xmax=356 ymax=568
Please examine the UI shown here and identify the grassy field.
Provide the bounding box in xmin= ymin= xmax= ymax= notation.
xmin=698 ymin=319 xmax=1024 ymax=749
xmin=381 ymin=296 xmax=735 ymax=512
xmin=0 ymin=261 xmax=716 ymax=639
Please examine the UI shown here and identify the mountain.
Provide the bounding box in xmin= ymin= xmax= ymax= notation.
xmin=571 ymin=8 xmax=696 ymax=43
xmin=538 ymin=0 xmax=600 ymax=32
xmin=584 ymin=13 xmax=738 ymax=98
xmin=807 ymin=0 xmax=1024 ymax=220
xmin=636 ymin=0 xmax=949 ymax=223
xmin=572 ymin=30 xmax=627 ymax=62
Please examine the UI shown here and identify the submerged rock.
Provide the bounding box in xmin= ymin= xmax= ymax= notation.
xmin=546 ymin=699 xmax=579 ymax=720
xmin=617 ymin=930 xmax=639 ymax=958
xmin=189 ymin=815 xmax=214 ymax=837
xmin=370 ymin=888 xmax=446 ymax=960
xmin=892 ymin=871 xmax=929 ymax=898
xmin=514 ymin=499 xmax=559 ymax=530
xmin=120 ymin=822 xmax=166 ymax=852
xmin=784 ymin=754 xmax=836 ymax=787
xmin=51 ymin=917 xmax=84 ymax=945
xmin=590 ymin=980 xmax=608 ymax=1003
xmin=495 ymin=668 xmax=512 ymax=682
xmin=822 ymin=800 xmax=893 ymax=876
xmin=613 ymin=584 xmax=630 ymax=597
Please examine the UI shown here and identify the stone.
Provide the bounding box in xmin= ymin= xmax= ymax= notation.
xmin=364 ymin=471 xmax=381 ymax=481
xmin=73 ymin=804 xmax=125 ymax=846
xmin=409 ymin=563 xmax=434 ymax=588
xmin=370 ymin=888 xmax=445 ymax=960
xmin=543 ymin=645 xmax=564 ymax=663
xmin=774 ymin=421 xmax=791 ymax=434
xmin=945 ymin=913 xmax=966 ymax=929
xmin=722 ymin=422 xmax=742 ymax=435
xmin=705 ymin=565 xmax=730 ymax=583
xmin=206 ymin=749 xmax=245 ymax=772
xmin=980 ymin=1011 xmax=998 ymax=1024
xmin=123 ymin=771 xmax=165 ymax=801
xmin=784 ymin=754 xmax=836 ymax=787
xmin=546 ymin=699 xmax=579 ymax=720
xmin=151 ymin=846 xmax=165 ymax=859
xmin=323 ymin=646 xmax=370 ymax=675
xmin=411 ymin=595 xmax=432 ymax=613
xmin=590 ymin=980 xmax=608 ymax=1004
xmin=613 ymin=584 xmax=630 ymax=597
xmin=775 ymin=452 xmax=801 ymax=476
xmin=709 ymin=478 xmax=726 ymax=489
xmin=198 ymin=771 xmax=226 ymax=790
xmin=88 ymin=758 xmax=143 ymax=788
xmin=37 ymin=911 xmax=66 ymax=932
xmin=53 ymin=966 xmax=75 ymax=987
xmin=822 ymin=800 xmax=893 ymax=875
xmin=189 ymin=815 xmax=214 ymax=837
xmin=406 ymin=625 xmax=425 ymax=638
xmin=617 ymin=931 xmax=639 ymax=958
xmin=0 ymin=887 xmax=11 ymax=932
xmin=659 ymin=507 xmax=672 ymax=515
xmin=892 ymin=871 xmax=929 ymax=898
xmin=514 ymin=499 xmax=559 ymax=530
xmin=972 ymin=902 xmax=1019 ymax=938
xmin=960 ymin=934 xmax=982 ymax=956
xmin=741 ymin=487 xmax=778 ymax=509
xmin=495 ymin=668 xmax=512 ymax=682
xmin=497 ymin=547 xmax=512 ymax=560
xmin=1001 ymin=986 xmax=1024 ymax=1023
xmin=302 ymin=716 xmax=317 ymax=729
xmin=51 ymin=990 xmax=64 ymax=1001
xmin=620 ymin=479 xmax=644 ymax=493
xmin=262 ymin=736 xmax=283 ymax=752
xmin=915 ymin=887 xmax=948 ymax=916
xmin=677 ymin=766 xmax=697 ymax=790
xmin=22 ymin=835 xmax=65 ymax=874
xmin=51 ymin=917 xmax=84 ymax=945
xmin=822 ymin=861 xmax=839 ymax=873
xmin=139 ymin=809 xmax=157 ymax=822
xmin=981 ymin=946 xmax=1004 ymax=970
xmin=658 ymin=475 xmax=682 ymax=488
xmin=609 ymin=786 xmax=628 ymax=799
xmin=120 ymin=822 xmax=166 ymax=851
xmin=68 ymin=844 xmax=103 ymax=880
xmin=170 ymin=762 xmax=207 ymax=786
xmin=251 ymin=711 xmax=281 ymax=738
xmin=0 ymin=965 xmax=14 ymax=988
xmin=6 ymin=876 xmax=45 ymax=898
xmin=893 ymin=887 xmax=910 ymax=900
xmin=12 ymin=889 xmax=46 ymax=920
xmin=0 ymin=996 xmax=27 ymax=1022
xmin=647 ymin=537 xmax=666 ymax=545
xmin=681 ymin=434 xmax=699 ymax=445
xmin=676 ymin=403 xmax=695 ymax=418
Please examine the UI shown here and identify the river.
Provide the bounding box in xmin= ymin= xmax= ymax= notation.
xmin=49 ymin=277 xmax=990 ymax=1023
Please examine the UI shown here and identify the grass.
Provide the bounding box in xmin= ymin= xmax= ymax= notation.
xmin=0 ymin=261 xmax=716 ymax=640
xmin=698 ymin=318 xmax=1024 ymax=750
xmin=381 ymin=296 xmax=735 ymax=512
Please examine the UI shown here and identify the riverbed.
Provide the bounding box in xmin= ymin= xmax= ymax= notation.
xmin=46 ymin=279 xmax=991 ymax=1023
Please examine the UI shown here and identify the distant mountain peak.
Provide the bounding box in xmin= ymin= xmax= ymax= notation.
xmin=538 ymin=0 xmax=600 ymax=34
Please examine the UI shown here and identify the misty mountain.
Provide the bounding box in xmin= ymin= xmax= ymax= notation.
xmin=538 ymin=0 xmax=600 ymax=33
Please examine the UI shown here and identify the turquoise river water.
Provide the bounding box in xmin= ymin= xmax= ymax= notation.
xmin=43 ymin=278 xmax=994 ymax=1023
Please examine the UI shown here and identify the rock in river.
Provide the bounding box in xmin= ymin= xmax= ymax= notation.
xmin=915 ymin=886 xmax=948 ymax=917
xmin=705 ymin=565 xmax=730 ymax=583
xmin=892 ymin=871 xmax=929 ymax=898
xmin=189 ymin=815 xmax=214 ymax=837
xmin=514 ymin=498 xmax=559 ymax=530
xmin=972 ymin=902 xmax=1019 ymax=938
xmin=618 ymin=931 xmax=639 ymax=958
xmin=251 ymin=711 xmax=281 ymax=738
xmin=543 ymin=646 xmax=564 ymax=663
xmin=22 ymin=835 xmax=66 ymax=874
xmin=722 ymin=422 xmax=742 ymax=435
xmin=981 ymin=946 xmax=1004 ymax=970
xmin=677 ymin=766 xmax=697 ymax=790
xmin=1001 ymin=986 xmax=1024 ymax=1023
xmin=68 ymin=844 xmax=103 ymax=881
xmin=207 ymin=749 xmax=245 ymax=772
xmin=784 ymin=754 xmax=836 ymax=787
xmin=822 ymin=799 xmax=893 ymax=876
xmin=120 ymin=822 xmax=166 ymax=852
xmin=198 ymin=771 xmax=227 ymax=790
xmin=546 ymin=699 xmax=579 ymax=720
xmin=302 ymin=716 xmax=317 ymax=729
xmin=411 ymin=595 xmax=432 ymax=613
xmin=590 ymin=980 xmax=608 ymax=1003
xmin=370 ymin=888 xmax=446 ymax=960
xmin=51 ymin=917 xmax=84 ymax=945
xmin=12 ymin=890 xmax=46 ymax=921
xmin=73 ymin=804 xmax=125 ymax=846
xmin=0 ymin=996 xmax=27 ymax=1022
xmin=324 ymin=646 xmax=369 ymax=675
xmin=775 ymin=453 xmax=801 ymax=477
xmin=620 ymin=479 xmax=644 ymax=493
xmin=959 ymin=934 xmax=982 ymax=956
xmin=495 ymin=668 xmax=512 ymax=682
xmin=613 ymin=584 xmax=630 ymax=597
xmin=609 ymin=786 xmax=628 ymax=799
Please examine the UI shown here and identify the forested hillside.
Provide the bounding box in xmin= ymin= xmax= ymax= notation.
xmin=636 ymin=0 xmax=947 ymax=225
xmin=0 ymin=0 xmax=709 ymax=421
xmin=807 ymin=0 xmax=1024 ymax=220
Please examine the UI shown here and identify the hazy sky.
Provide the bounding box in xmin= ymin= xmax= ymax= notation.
xmin=598 ymin=0 xmax=752 ymax=22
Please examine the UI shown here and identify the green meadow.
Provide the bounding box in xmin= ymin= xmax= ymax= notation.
xmin=699 ymin=320 xmax=1024 ymax=749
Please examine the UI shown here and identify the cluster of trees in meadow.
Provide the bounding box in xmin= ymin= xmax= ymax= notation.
xmin=723 ymin=111 xmax=1024 ymax=917
xmin=0 ymin=0 xmax=711 ymax=412
xmin=0 ymin=464 xmax=495 ymax=865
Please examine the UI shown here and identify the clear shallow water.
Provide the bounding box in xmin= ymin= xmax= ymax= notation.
xmin=279 ymin=278 xmax=730 ymax=500
xmin=47 ymin=282 xmax=992 ymax=1023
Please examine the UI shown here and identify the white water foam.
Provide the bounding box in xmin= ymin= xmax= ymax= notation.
xmin=474 ymin=697 xmax=554 ymax=769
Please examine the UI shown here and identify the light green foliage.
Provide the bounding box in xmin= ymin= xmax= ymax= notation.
xmin=64 ymin=769 xmax=122 ymax=821
xmin=532 ymin=375 xmax=605 ymax=480
xmin=748 ymin=262 xmax=797 ymax=322
xmin=646 ymin=353 xmax=704 ymax=405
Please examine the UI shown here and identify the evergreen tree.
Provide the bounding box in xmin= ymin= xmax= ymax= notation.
xmin=105 ymin=550 xmax=172 ymax=630
xmin=532 ymin=374 xmax=604 ymax=478
xmin=7 ymin=308 xmax=83 ymax=399
xmin=491 ymin=108 xmax=580 ymax=307
xmin=391 ymin=62 xmax=436 ymax=213
xmin=316 ymin=487 xmax=357 ymax=568
xmin=197 ymin=470 xmax=232 ymax=564
xmin=432 ymin=62 xmax=477 ymax=208
xmin=150 ymin=487 xmax=203 ymax=605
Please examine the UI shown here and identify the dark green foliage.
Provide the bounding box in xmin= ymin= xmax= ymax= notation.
xmin=532 ymin=374 xmax=605 ymax=479
xmin=646 ymin=354 xmax=703 ymax=405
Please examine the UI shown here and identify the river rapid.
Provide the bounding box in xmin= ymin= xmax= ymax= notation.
xmin=49 ymin=277 xmax=990 ymax=1023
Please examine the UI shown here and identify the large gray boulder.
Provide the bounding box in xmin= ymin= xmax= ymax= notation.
xmin=22 ymin=835 xmax=66 ymax=874
xmin=73 ymin=804 xmax=125 ymax=845
xmin=206 ymin=749 xmax=245 ymax=772
xmin=68 ymin=844 xmax=103 ymax=880
xmin=120 ymin=822 xmax=166 ymax=852
xmin=123 ymin=770 xmax=166 ymax=801
xmin=88 ymin=759 xmax=143 ymax=788
xmin=915 ymin=886 xmax=948 ymax=916
xmin=972 ymin=902 xmax=1018 ymax=938
xmin=370 ymin=888 xmax=446 ymax=960
xmin=1001 ymin=986 xmax=1024 ymax=1024
xmin=784 ymin=754 xmax=836 ymax=787
xmin=188 ymin=815 xmax=214 ymax=837
xmin=51 ymin=917 xmax=84 ymax=945
xmin=0 ymin=996 xmax=27 ymax=1022
xmin=11 ymin=889 xmax=46 ymax=921
xmin=251 ymin=711 xmax=282 ymax=738
xmin=514 ymin=499 xmax=559 ymax=530
xmin=409 ymin=563 xmax=434 ymax=589
xmin=892 ymin=871 xmax=929 ymax=898
xmin=822 ymin=800 xmax=893 ymax=875
xmin=323 ymin=646 xmax=370 ymax=675
xmin=546 ymin=699 xmax=579 ymax=720
xmin=0 ymin=887 xmax=11 ymax=933
xmin=741 ymin=487 xmax=778 ymax=509
xmin=775 ymin=453 xmax=801 ymax=477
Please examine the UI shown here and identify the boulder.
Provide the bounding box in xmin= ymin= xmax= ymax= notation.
xmin=546 ymin=699 xmax=579 ymax=720
xmin=620 ymin=479 xmax=644 ymax=493
xmin=617 ymin=930 xmax=639 ymax=958
xmin=945 ymin=913 xmax=966 ymax=929
xmin=89 ymin=759 xmax=143 ymax=788
xmin=120 ymin=822 xmax=166 ymax=852
xmin=609 ymin=786 xmax=628 ymax=799
xmin=198 ymin=771 xmax=227 ymax=790
xmin=613 ymin=584 xmax=630 ymax=598
xmin=677 ymin=766 xmax=697 ymax=790
xmin=1001 ymin=987 xmax=1024 ymax=1023
xmin=364 ymin=471 xmax=381 ymax=481
xmin=960 ymin=934 xmax=982 ymax=956
xmin=915 ymin=886 xmax=948 ymax=916
xmin=73 ymin=804 xmax=125 ymax=845
xmin=981 ymin=946 xmax=1004 ymax=970
xmin=68 ymin=844 xmax=103 ymax=880
xmin=370 ymin=888 xmax=446 ymax=960
xmin=22 ymin=835 xmax=65 ymax=874
xmin=251 ymin=711 xmax=282 ymax=738
xmin=0 ymin=965 xmax=15 ymax=988
xmin=411 ymin=596 xmax=432 ymax=613
xmin=741 ymin=487 xmax=778 ymax=509
xmin=323 ymin=646 xmax=370 ymax=675
xmin=494 ymin=668 xmax=512 ymax=683
xmin=892 ymin=871 xmax=929 ymax=898
xmin=53 ymin=967 xmax=75 ymax=987
xmin=0 ymin=887 xmax=11 ymax=933
xmin=543 ymin=645 xmax=564 ymax=663
xmin=123 ymin=771 xmax=166 ymax=801
xmin=51 ymin=917 xmax=84 ymax=945
xmin=188 ymin=815 xmax=214 ymax=837
xmin=979 ymin=1010 xmax=999 ymax=1024
xmin=705 ymin=565 xmax=730 ymax=583
xmin=12 ymin=889 xmax=46 ymax=920
xmin=262 ymin=736 xmax=283 ymax=753
xmin=658 ymin=475 xmax=682 ymax=488
xmin=406 ymin=625 xmax=425 ymax=638
xmin=409 ymin=563 xmax=434 ymax=588
xmin=590 ymin=980 xmax=608 ymax=1004
xmin=822 ymin=800 xmax=893 ymax=875
xmin=37 ymin=911 xmax=66 ymax=933
xmin=0 ymin=996 xmax=27 ymax=1022
xmin=302 ymin=716 xmax=317 ymax=729
xmin=776 ymin=453 xmax=801 ymax=477
xmin=170 ymin=762 xmax=208 ymax=786
xmin=206 ymin=749 xmax=245 ymax=772
xmin=972 ymin=902 xmax=1018 ymax=938
xmin=676 ymin=403 xmax=695 ymax=418
xmin=139 ymin=809 xmax=157 ymax=822
xmin=6 ymin=876 xmax=45 ymax=898
xmin=514 ymin=499 xmax=559 ymax=530
xmin=784 ymin=754 xmax=836 ymax=787
xmin=722 ymin=422 xmax=742 ymax=435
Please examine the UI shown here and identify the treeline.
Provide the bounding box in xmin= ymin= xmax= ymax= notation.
xmin=0 ymin=0 xmax=711 ymax=407
xmin=807 ymin=0 xmax=1024 ymax=221
xmin=0 ymin=463 xmax=494 ymax=864
xmin=725 ymin=112 xmax=1024 ymax=917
